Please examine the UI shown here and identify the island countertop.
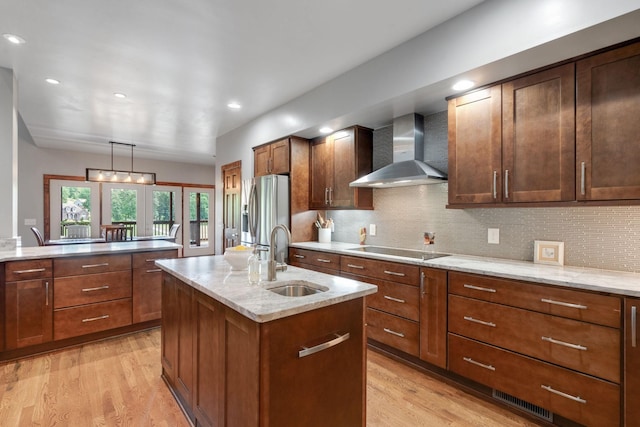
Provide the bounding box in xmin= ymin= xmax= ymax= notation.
xmin=155 ymin=255 xmax=378 ymax=323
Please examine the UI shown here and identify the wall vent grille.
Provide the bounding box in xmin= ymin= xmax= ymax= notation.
xmin=492 ymin=389 xmax=553 ymax=422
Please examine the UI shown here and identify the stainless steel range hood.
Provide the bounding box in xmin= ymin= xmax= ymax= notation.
xmin=350 ymin=113 xmax=447 ymax=188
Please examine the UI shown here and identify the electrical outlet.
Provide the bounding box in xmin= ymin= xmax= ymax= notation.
xmin=369 ymin=224 xmax=377 ymax=236
xmin=488 ymin=228 xmax=499 ymax=244
xmin=24 ymin=218 xmax=36 ymax=226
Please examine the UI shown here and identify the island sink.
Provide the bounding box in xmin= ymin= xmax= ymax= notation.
xmin=267 ymin=280 xmax=328 ymax=297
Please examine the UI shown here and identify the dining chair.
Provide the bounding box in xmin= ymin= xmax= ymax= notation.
xmin=31 ymin=227 xmax=46 ymax=246
xmin=169 ymin=224 xmax=181 ymax=242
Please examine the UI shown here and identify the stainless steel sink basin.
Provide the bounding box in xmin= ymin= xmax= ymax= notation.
xmin=267 ymin=280 xmax=328 ymax=297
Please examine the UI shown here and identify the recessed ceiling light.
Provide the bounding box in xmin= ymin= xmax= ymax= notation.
xmin=452 ymin=80 xmax=475 ymax=91
xmin=3 ymin=33 xmax=26 ymax=45
xmin=45 ymin=78 xmax=60 ymax=85
xmin=114 ymin=93 xmax=127 ymax=99
xmin=227 ymin=102 xmax=242 ymax=109
xmin=319 ymin=127 xmax=333 ymax=134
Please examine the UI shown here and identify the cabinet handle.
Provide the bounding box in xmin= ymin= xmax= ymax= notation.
xmin=580 ymin=161 xmax=586 ymax=196
xmin=541 ymin=385 xmax=586 ymax=404
xmin=541 ymin=336 xmax=587 ymax=351
xmin=324 ymin=188 xmax=329 ymax=205
xmin=316 ymin=258 xmax=332 ymax=263
xmin=420 ymin=271 xmax=425 ymax=297
xmin=463 ymin=356 xmax=495 ymax=371
xmin=464 ymin=316 xmax=496 ymax=327
xmin=492 ymin=170 xmax=497 ymax=199
xmin=298 ymin=332 xmax=350 ymax=358
xmin=347 ymin=263 xmax=364 ymax=269
xmin=328 ymin=187 xmax=333 ymax=205
xmin=540 ymin=298 xmax=587 ymax=310
xmin=14 ymin=268 xmax=47 ymax=274
xmin=632 ymin=305 xmax=637 ymax=348
xmin=383 ymin=328 xmax=405 ymax=338
xmin=383 ymin=295 xmax=406 ymax=304
xmin=45 ymin=281 xmax=49 ymax=306
xmin=504 ymin=169 xmax=509 ymax=199
xmin=294 ymin=254 xmax=305 ymax=259
xmin=145 ymin=259 xmax=158 ymax=262
xmin=82 ymin=314 xmax=110 ymax=323
xmin=463 ymin=283 xmax=496 ymax=293
xmin=82 ymin=262 xmax=109 ymax=269
xmin=384 ymin=270 xmax=406 ymax=277
xmin=146 ymin=269 xmax=162 ymax=273
xmin=82 ymin=285 xmax=110 ymax=292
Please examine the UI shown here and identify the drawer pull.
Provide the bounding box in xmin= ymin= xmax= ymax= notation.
xmin=632 ymin=305 xmax=637 ymax=348
xmin=383 ymin=328 xmax=405 ymax=338
xmin=82 ymin=285 xmax=110 ymax=292
xmin=316 ymin=258 xmax=332 ymax=263
xmin=464 ymin=316 xmax=496 ymax=327
xmin=384 ymin=270 xmax=406 ymax=277
xmin=347 ymin=264 xmax=364 ymax=269
xmin=145 ymin=259 xmax=157 ymax=262
xmin=45 ymin=281 xmax=49 ymax=306
xmin=298 ymin=332 xmax=350 ymax=358
xmin=540 ymin=298 xmax=587 ymax=310
xmin=82 ymin=262 xmax=110 ymax=269
xmin=463 ymin=357 xmax=496 ymax=371
xmin=294 ymin=254 xmax=305 ymax=259
xmin=383 ymin=295 xmax=406 ymax=304
xmin=541 ymin=384 xmax=586 ymax=404
xmin=541 ymin=336 xmax=587 ymax=351
xmin=463 ymin=283 xmax=496 ymax=293
xmin=146 ymin=269 xmax=162 ymax=273
xmin=14 ymin=268 xmax=47 ymax=274
xmin=82 ymin=314 xmax=110 ymax=323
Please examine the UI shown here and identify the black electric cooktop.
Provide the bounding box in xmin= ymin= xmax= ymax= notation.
xmin=346 ymin=246 xmax=450 ymax=261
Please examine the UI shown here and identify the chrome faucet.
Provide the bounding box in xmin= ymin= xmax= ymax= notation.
xmin=268 ymin=224 xmax=292 ymax=281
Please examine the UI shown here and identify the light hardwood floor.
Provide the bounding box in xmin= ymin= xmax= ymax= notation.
xmin=0 ymin=329 xmax=542 ymax=426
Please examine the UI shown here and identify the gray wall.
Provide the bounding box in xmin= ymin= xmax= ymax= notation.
xmin=329 ymin=112 xmax=640 ymax=273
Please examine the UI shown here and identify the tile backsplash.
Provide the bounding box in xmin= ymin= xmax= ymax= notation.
xmin=327 ymin=111 xmax=640 ymax=273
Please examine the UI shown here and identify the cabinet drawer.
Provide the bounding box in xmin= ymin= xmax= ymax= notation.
xmin=132 ymin=250 xmax=178 ymax=269
xmin=54 ymin=254 xmax=131 ymax=277
xmin=288 ymin=248 xmax=340 ymax=271
xmin=449 ymin=295 xmax=620 ymax=383
xmin=366 ymin=308 xmax=419 ymax=356
xmin=54 ymin=271 xmax=132 ymax=308
xmin=449 ymin=334 xmax=620 ymax=427
xmin=54 ymin=299 xmax=132 ymax=340
xmin=449 ymin=272 xmax=621 ymax=328
xmin=365 ymin=278 xmax=419 ymax=321
xmin=5 ymin=259 xmax=52 ymax=281
xmin=341 ymin=256 xmax=419 ymax=286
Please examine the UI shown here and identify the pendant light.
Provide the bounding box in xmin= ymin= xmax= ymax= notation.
xmin=86 ymin=141 xmax=156 ymax=185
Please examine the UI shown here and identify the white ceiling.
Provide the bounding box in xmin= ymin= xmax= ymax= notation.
xmin=0 ymin=0 xmax=484 ymax=164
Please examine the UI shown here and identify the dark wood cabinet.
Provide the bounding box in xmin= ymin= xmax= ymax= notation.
xmin=132 ymin=250 xmax=178 ymax=323
xmin=310 ymin=126 xmax=373 ymax=209
xmin=4 ymin=260 xmax=53 ymax=349
xmin=576 ymin=42 xmax=640 ymax=201
xmin=625 ymin=297 xmax=640 ymax=427
xmin=253 ymin=138 xmax=290 ymax=176
xmin=419 ymin=268 xmax=447 ymax=369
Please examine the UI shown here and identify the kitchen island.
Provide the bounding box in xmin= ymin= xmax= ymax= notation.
xmin=155 ymin=255 xmax=377 ymax=427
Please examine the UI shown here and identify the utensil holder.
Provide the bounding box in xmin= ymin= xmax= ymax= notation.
xmin=318 ymin=228 xmax=331 ymax=243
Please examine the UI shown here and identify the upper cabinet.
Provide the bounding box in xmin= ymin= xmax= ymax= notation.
xmin=309 ymin=126 xmax=373 ymax=210
xmin=576 ymin=42 xmax=640 ymax=201
xmin=253 ymin=138 xmax=290 ymax=177
xmin=449 ymin=39 xmax=640 ymax=207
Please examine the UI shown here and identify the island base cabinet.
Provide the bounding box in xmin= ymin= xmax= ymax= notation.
xmin=449 ymin=334 xmax=620 ymax=427
xmin=625 ymin=298 xmax=640 ymax=427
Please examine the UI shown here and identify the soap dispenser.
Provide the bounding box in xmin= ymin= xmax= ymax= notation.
xmin=248 ymin=247 xmax=261 ymax=285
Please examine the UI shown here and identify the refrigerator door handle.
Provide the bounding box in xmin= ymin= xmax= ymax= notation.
xmin=247 ymin=180 xmax=258 ymax=241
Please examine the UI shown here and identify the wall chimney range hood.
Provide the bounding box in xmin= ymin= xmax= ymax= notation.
xmin=350 ymin=113 xmax=447 ymax=188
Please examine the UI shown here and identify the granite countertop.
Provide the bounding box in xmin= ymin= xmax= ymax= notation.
xmin=0 ymin=240 xmax=181 ymax=262
xmin=155 ymin=256 xmax=377 ymax=323
xmin=290 ymin=241 xmax=640 ymax=298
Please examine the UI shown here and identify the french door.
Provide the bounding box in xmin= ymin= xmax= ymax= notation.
xmin=182 ymin=187 xmax=215 ymax=257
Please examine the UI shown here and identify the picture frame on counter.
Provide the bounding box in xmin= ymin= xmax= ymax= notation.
xmin=534 ymin=240 xmax=564 ymax=266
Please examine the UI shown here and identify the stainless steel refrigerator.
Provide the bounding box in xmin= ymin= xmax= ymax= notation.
xmin=242 ymin=175 xmax=290 ymax=262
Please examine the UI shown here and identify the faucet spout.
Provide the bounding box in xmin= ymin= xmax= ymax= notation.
xmin=268 ymin=224 xmax=292 ymax=281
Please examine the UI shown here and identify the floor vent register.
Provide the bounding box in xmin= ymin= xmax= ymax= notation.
xmin=492 ymin=389 xmax=553 ymax=422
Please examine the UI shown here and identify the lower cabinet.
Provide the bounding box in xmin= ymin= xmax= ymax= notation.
xmin=626 ymin=298 xmax=640 ymax=427
xmin=132 ymin=250 xmax=178 ymax=323
xmin=419 ymin=268 xmax=447 ymax=368
xmin=162 ymin=273 xmax=366 ymax=427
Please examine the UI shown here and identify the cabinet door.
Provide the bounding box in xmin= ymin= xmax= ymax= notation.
xmin=176 ymin=279 xmax=195 ymax=409
xmin=331 ymin=129 xmax=357 ymax=208
xmin=253 ymin=145 xmax=271 ymax=177
xmin=309 ymin=136 xmax=333 ymax=208
xmin=502 ymin=64 xmax=575 ymax=202
xmin=448 ymin=86 xmax=502 ymax=204
xmin=625 ymin=298 xmax=640 ymax=427
xmin=132 ymin=268 xmax=162 ymax=323
xmin=577 ymin=42 xmax=640 ymax=201
xmin=161 ymin=274 xmax=179 ymax=384
xmin=270 ymin=138 xmax=290 ymax=174
xmin=5 ymin=279 xmax=53 ymax=349
xmin=419 ymin=268 xmax=447 ymax=368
